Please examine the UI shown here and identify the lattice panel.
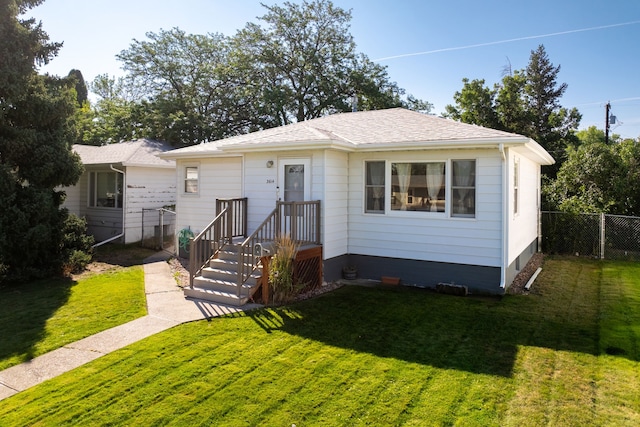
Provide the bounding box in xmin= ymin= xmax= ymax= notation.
xmin=294 ymin=246 xmax=323 ymax=291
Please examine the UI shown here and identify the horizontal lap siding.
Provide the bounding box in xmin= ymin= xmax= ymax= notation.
xmin=508 ymin=148 xmax=541 ymax=264
xmin=85 ymin=208 xmax=122 ymax=242
xmin=124 ymin=167 xmax=177 ymax=244
xmin=244 ymin=153 xmax=281 ymax=232
xmin=175 ymin=157 xmax=242 ymax=235
xmin=348 ymin=149 xmax=503 ymax=268
xmin=245 ymin=151 xmax=325 ymax=235
xmin=60 ymin=174 xmax=83 ymax=216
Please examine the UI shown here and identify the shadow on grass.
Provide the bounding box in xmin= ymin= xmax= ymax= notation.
xmin=0 ymin=278 xmax=74 ymax=367
xmin=250 ymin=266 xmax=636 ymax=378
xmin=92 ymin=244 xmax=157 ymax=268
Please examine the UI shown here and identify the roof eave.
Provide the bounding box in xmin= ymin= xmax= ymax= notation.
xmin=159 ymin=150 xmax=242 ymax=160
xmin=219 ymin=139 xmax=355 ymax=153
xmin=121 ymin=161 xmax=176 ymax=168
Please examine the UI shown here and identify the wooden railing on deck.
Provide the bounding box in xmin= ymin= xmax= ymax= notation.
xmin=216 ymin=198 xmax=247 ymax=238
xmin=237 ymin=200 xmax=321 ymax=296
xmin=189 ymin=198 xmax=247 ymax=287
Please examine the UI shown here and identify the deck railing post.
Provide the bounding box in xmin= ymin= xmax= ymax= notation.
xmin=276 ymin=201 xmax=282 ymax=237
xmin=291 ymin=202 xmax=298 ymax=242
xmin=189 ymin=237 xmax=195 ymax=287
xmin=227 ymin=202 xmax=233 ymax=244
xmin=315 ymin=201 xmax=320 ymax=244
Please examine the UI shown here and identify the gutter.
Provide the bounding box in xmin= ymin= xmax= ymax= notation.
xmin=92 ymin=164 xmax=126 ymax=248
xmin=499 ymin=143 xmax=508 ymax=289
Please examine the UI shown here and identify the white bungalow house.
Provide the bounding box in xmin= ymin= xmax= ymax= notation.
xmin=62 ymin=139 xmax=176 ymax=246
xmin=160 ymin=108 xmax=553 ymax=303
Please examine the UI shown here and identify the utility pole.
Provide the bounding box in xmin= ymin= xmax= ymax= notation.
xmin=605 ymin=102 xmax=610 ymax=144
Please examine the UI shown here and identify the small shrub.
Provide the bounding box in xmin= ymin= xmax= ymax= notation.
xmin=268 ymin=234 xmax=301 ymax=303
xmin=61 ymin=213 xmax=94 ymax=275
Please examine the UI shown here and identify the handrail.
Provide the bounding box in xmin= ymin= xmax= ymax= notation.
xmin=188 ymin=197 xmax=248 ymax=287
xmin=189 ymin=208 xmax=229 ymax=287
xmin=236 ymin=207 xmax=279 ymax=295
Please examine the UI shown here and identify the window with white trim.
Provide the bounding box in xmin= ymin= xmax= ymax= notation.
xmin=391 ymin=162 xmax=445 ymax=212
xmin=88 ymin=171 xmax=123 ymax=208
xmin=184 ymin=166 xmax=199 ymax=194
xmin=365 ymin=161 xmax=385 ymax=213
xmin=513 ymin=157 xmax=520 ymax=215
xmin=452 ymin=160 xmax=476 ymax=218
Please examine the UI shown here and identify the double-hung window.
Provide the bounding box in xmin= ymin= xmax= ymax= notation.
xmin=452 ymin=160 xmax=476 ymax=218
xmin=513 ymin=157 xmax=520 ymax=215
xmin=89 ymin=171 xmax=123 ymax=208
xmin=365 ymin=161 xmax=385 ymax=213
xmin=391 ymin=162 xmax=445 ymax=212
xmin=184 ymin=166 xmax=199 ymax=194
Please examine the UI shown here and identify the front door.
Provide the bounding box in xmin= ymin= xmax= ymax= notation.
xmin=279 ymin=158 xmax=310 ymax=202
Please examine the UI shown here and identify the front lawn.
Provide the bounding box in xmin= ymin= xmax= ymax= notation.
xmin=0 ymin=267 xmax=147 ymax=371
xmin=0 ymin=257 xmax=638 ymax=426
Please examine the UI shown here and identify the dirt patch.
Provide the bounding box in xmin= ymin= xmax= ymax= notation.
xmin=168 ymin=256 xmax=190 ymax=288
xmin=72 ymin=245 xmax=158 ymax=281
xmin=507 ymin=252 xmax=545 ymax=295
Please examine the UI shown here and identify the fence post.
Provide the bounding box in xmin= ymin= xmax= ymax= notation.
xmin=600 ymin=213 xmax=606 ymax=259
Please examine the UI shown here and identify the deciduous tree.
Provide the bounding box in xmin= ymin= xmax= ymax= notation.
xmin=543 ymin=127 xmax=640 ymax=215
xmin=89 ymin=0 xmax=431 ymax=145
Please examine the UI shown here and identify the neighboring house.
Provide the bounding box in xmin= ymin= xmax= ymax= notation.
xmin=161 ymin=108 xmax=553 ymax=295
xmin=62 ymin=139 xmax=176 ymax=246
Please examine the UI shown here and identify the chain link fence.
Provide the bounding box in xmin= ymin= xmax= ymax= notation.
xmin=141 ymin=208 xmax=177 ymax=251
xmin=542 ymin=211 xmax=640 ymax=260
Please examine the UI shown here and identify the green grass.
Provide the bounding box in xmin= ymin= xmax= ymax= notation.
xmin=0 ymin=267 xmax=147 ymax=371
xmin=1 ymin=257 xmax=639 ymax=426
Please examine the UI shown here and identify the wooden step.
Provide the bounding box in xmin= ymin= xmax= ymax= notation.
xmin=184 ymin=287 xmax=251 ymax=306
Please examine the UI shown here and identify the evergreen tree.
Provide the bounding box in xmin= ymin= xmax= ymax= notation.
xmin=0 ymin=0 xmax=86 ymax=282
xmin=444 ymin=45 xmax=581 ymax=176
xmin=68 ymin=69 xmax=88 ymax=106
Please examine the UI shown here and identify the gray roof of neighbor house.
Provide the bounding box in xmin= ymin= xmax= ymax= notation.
xmin=73 ymin=139 xmax=176 ymax=168
xmin=160 ymin=108 xmax=554 ymax=165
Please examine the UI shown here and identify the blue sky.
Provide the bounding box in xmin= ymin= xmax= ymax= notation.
xmin=31 ymin=0 xmax=640 ymax=139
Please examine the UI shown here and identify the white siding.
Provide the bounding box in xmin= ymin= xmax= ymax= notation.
xmin=244 ymin=153 xmax=281 ymax=231
xmin=508 ymin=148 xmax=540 ymax=264
xmin=322 ymin=150 xmax=349 ymax=259
xmin=244 ymin=150 xmax=326 ymax=234
xmin=123 ymin=166 xmax=177 ymax=244
xmin=175 ymin=157 xmax=243 ymax=235
xmin=347 ymin=149 xmax=504 ymax=268
xmin=60 ymin=173 xmax=84 ymax=216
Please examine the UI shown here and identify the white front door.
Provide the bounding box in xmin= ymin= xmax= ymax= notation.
xmin=278 ymin=158 xmax=310 ymax=202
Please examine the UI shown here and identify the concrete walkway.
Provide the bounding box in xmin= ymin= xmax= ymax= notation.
xmin=0 ymin=251 xmax=261 ymax=401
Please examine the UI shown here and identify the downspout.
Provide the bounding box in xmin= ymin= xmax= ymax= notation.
xmin=499 ymin=143 xmax=508 ymax=289
xmin=92 ymin=164 xmax=126 ymax=248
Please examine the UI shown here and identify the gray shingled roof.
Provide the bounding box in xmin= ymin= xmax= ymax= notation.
xmin=73 ymin=139 xmax=175 ymax=168
xmin=162 ymin=107 xmax=540 ymax=154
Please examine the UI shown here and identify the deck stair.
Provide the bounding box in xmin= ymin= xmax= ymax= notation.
xmin=184 ymin=241 xmax=262 ymax=306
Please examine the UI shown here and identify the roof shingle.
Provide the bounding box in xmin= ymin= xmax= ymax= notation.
xmin=73 ymin=139 xmax=175 ymax=168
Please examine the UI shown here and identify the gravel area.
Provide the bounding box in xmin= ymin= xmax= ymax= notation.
xmin=168 ymin=256 xmax=190 ymax=288
xmin=506 ymin=252 xmax=545 ymax=295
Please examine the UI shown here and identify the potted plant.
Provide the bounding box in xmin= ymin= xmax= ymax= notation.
xmin=342 ymin=265 xmax=357 ymax=280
